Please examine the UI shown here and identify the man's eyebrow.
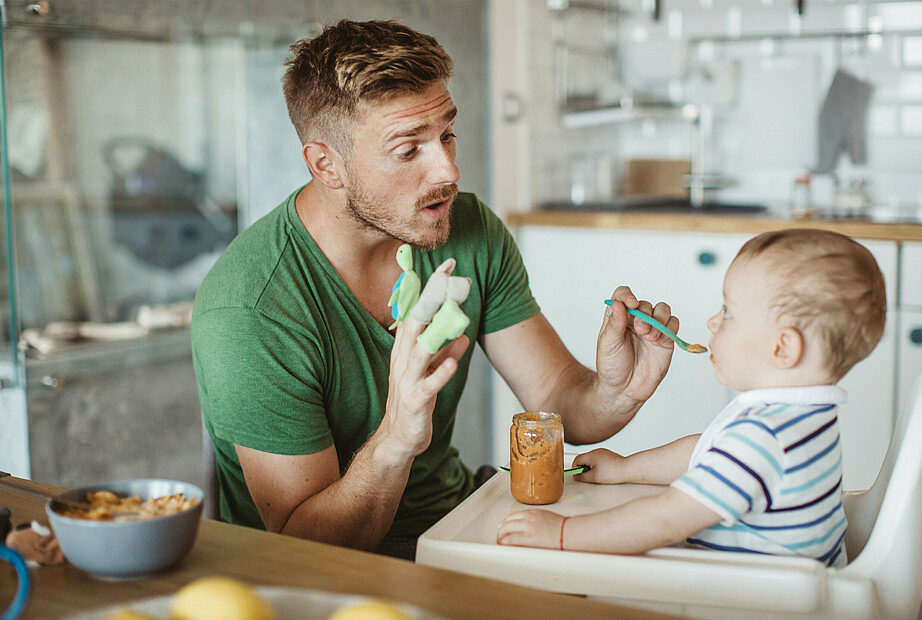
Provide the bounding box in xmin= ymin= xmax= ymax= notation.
xmin=385 ymin=106 xmax=457 ymax=142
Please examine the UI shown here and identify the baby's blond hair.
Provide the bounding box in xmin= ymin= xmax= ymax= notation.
xmin=734 ymin=229 xmax=886 ymax=380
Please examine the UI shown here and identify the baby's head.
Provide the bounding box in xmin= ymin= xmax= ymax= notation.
xmin=708 ymin=229 xmax=886 ymax=391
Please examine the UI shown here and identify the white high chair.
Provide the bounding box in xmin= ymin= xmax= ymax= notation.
xmin=584 ymin=374 xmax=922 ymax=619
xmin=417 ymin=374 xmax=922 ymax=619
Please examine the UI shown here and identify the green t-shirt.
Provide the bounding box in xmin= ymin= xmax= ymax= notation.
xmin=191 ymin=188 xmax=539 ymax=536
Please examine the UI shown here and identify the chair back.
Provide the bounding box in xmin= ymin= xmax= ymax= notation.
xmin=844 ymin=373 xmax=922 ymax=619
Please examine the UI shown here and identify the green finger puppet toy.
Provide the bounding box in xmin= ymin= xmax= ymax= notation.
xmin=387 ymin=244 xmax=471 ymax=354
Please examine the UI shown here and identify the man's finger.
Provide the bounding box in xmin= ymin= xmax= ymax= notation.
xmin=435 ymin=257 xmax=456 ymax=275
xmin=611 ymin=285 xmax=638 ymax=308
xmin=428 ymin=334 xmax=470 ymax=373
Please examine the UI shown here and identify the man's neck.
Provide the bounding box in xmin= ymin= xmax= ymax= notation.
xmin=295 ymin=181 xmax=405 ymax=328
xmin=296 ymin=182 xmax=400 ymax=266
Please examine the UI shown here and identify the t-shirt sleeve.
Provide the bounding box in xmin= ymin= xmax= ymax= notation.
xmin=192 ymin=306 xmax=334 ymax=455
xmin=671 ymin=418 xmax=785 ymax=526
xmin=477 ymin=198 xmax=540 ymax=334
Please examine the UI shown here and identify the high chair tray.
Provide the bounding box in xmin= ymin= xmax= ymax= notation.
xmin=417 ymin=469 xmax=828 ymax=614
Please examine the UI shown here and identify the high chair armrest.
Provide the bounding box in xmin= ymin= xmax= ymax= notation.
xmin=418 ymin=540 xmax=830 ymax=613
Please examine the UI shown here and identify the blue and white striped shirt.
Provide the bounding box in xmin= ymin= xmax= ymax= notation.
xmin=672 ymin=386 xmax=848 ymax=568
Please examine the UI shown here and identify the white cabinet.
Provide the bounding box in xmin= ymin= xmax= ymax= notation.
xmin=492 ymin=225 xmax=899 ymax=492
xmin=897 ymin=242 xmax=922 ymax=415
xmin=896 ymin=309 xmax=922 ymax=415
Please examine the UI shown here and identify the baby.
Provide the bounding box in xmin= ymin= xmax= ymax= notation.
xmin=497 ymin=229 xmax=887 ymax=568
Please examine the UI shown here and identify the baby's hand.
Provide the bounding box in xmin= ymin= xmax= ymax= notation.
xmin=573 ymin=448 xmax=629 ymax=484
xmin=496 ymin=509 xmax=565 ymax=549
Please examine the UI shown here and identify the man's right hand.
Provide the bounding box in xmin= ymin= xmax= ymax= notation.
xmin=237 ymin=259 xmax=469 ymax=551
xmin=379 ymin=258 xmax=470 ymax=461
xmin=236 ymin=316 xmax=468 ymax=551
xmin=381 ymin=314 xmax=469 ymax=461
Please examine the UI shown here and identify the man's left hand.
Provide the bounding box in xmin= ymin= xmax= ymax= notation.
xmin=597 ymin=286 xmax=676 ymax=410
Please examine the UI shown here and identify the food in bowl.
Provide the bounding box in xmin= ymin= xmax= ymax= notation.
xmin=45 ymin=479 xmax=203 ymax=579
xmin=58 ymin=490 xmax=200 ymax=521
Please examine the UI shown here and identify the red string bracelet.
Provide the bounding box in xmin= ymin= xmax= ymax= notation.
xmin=559 ymin=516 xmax=569 ymax=550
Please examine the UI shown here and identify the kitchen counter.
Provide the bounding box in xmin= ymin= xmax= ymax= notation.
xmin=507 ymin=208 xmax=922 ymax=242
xmin=0 ymin=477 xmax=663 ymax=619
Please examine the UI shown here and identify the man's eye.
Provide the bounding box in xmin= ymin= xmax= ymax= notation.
xmin=398 ymin=146 xmax=418 ymax=160
xmin=722 ymin=305 xmax=730 ymax=319
xmin=442 ymin=132 xmax=457 ymax=143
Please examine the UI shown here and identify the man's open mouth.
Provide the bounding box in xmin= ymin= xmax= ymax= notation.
xmin=418 ymin=184 xmax=459 ymax=212
xmin=425 ymin=198 xmax=448 ymax=210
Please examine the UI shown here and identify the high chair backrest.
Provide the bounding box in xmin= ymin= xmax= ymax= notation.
xmin=843 ymin=373 xmax=922 ymax=619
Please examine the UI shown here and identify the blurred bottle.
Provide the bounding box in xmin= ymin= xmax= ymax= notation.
xmin=834 ymin=178 xmax=872 ymax=218
xmin=791 ymin=173 xmax=812 ymax=218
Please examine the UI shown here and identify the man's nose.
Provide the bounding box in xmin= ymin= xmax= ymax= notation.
xmin=429 ymin=145 xmax=460 ymax=185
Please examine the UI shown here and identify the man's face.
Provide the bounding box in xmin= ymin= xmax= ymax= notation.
xmin=706 ymin=255 xmax=781 ymax=391
xmin=339 ymin=82 xmax=460 ymax=250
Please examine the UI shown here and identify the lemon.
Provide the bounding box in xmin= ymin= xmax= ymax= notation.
xmin=169 ymin=576 xmax=276 ymax=620
xmin=327 ymin=600 xmax=412 ymax=620
xmin=105 ymin=611 xmax=158 ymax=620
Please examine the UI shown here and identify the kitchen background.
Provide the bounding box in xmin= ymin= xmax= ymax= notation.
xmin=496 ymin=0 xmax=922 ymax=217
xmin=2 ymin=0 xmax=921 ymax=491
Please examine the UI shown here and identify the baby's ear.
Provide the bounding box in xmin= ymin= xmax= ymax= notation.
xmin=771 ymin=327 xmax=804 ymax=369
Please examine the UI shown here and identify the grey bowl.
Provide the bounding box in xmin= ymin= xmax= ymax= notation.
xmin=45 ymin=478 xmax=203 ymax=579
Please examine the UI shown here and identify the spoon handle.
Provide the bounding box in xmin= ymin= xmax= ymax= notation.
xmin=0 ymin=472 xmax=92 ymax=511
xmin=603 ymin=300 xmax=707 ymax=353
xmin=625 ymin=307 xmax=681 ymax=341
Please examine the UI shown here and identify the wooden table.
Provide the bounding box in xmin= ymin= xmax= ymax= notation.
xmin=0 ymin=477 xmax=665 ymax=619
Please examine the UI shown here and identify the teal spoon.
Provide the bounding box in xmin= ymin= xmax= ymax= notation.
xmin=604 ymin=300 xmax=708 ymax=354
xmin=498 ymin=465 xmax=589 ymax=475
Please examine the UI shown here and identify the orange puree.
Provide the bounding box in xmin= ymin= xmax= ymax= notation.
xmin=510 ymin=411 xmax=564 ymax=505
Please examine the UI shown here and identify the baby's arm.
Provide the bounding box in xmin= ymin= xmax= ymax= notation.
xmin=497 ymin=487 xmax=721 ymax=554
xmin=574 ymin=434 xmax=700 ymax=485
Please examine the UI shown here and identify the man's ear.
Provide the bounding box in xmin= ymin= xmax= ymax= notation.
xmin=302 ymin=142 xmax=344 ymax=189
xmin=772 ymin=327 xmax=804 ymax=369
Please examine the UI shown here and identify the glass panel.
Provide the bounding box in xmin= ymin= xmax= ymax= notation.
xmin=4 ymin=30 xmax=238 ymax=328
xmin=0 ymin=1 xmax=486 ymax=486
xmin=0 ymin=22 xmax=30 ymax=477
xmin=0 ymin=20 xmax=249 ymax=486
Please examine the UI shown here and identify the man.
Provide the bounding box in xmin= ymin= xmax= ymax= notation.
xmin=191 ymin=19 xmax=678 ymax=560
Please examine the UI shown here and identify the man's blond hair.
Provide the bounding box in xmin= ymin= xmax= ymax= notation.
xmin=282 ymin=19 xmax=453 ymax=153
xmin=734 ymin=229 xmax=886 ymax=380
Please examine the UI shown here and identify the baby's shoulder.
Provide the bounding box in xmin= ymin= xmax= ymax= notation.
xmin=742 ymin=401 xmax=841 ymax=438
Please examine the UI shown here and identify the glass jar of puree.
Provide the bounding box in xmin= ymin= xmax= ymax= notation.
xmin=509 ymin=411 xmax=564 ymax=505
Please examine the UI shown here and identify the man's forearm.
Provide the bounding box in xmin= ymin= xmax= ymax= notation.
xmin=278 ymin=433 xmax=413 ymax=550
xmin=543 ymin=362 xmax=642 ymax=445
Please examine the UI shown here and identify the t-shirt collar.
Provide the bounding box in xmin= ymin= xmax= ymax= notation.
xmin=735 ymin=385 xmax=847 ymax=407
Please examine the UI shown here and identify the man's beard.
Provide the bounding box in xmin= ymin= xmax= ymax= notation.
xmin=344 ymin=182 xmax=458 ymax=251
